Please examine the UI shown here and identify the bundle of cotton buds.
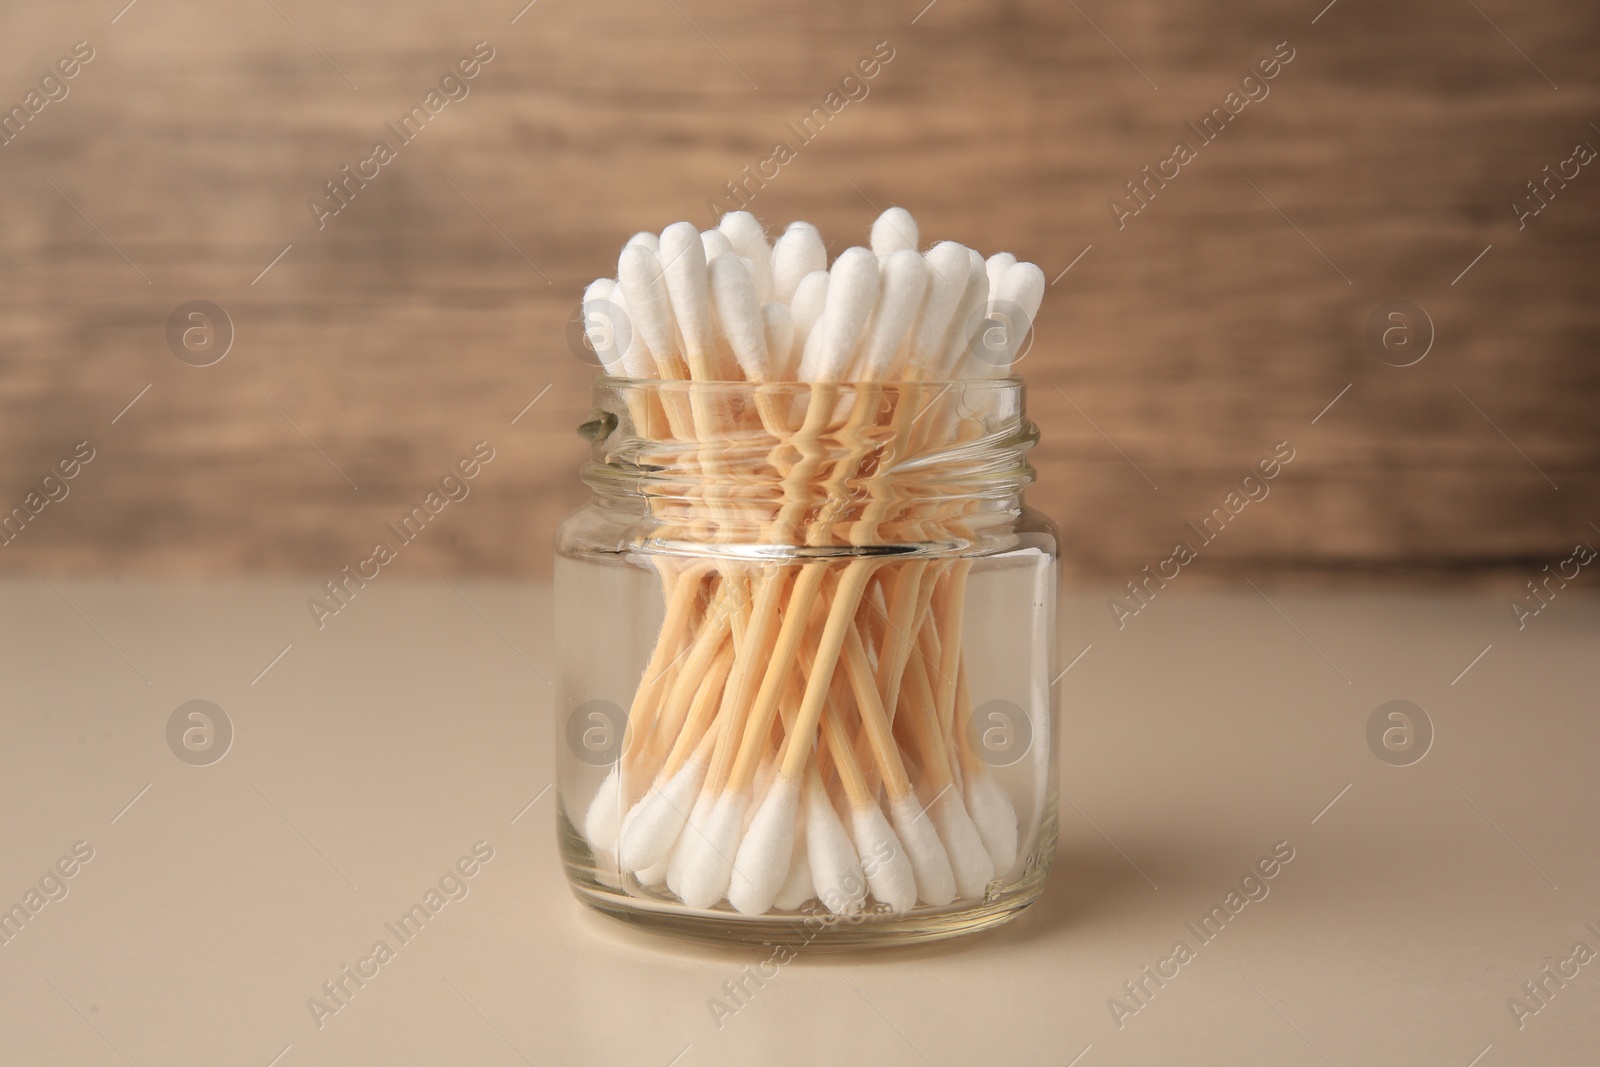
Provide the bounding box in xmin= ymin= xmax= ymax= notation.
xmin=577 ymin=208 xmax=1045 ymax=917
xmin=582 ymin=208 xmax=1043 ymax=389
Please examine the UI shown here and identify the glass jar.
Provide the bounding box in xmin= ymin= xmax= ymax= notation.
xmin=554 ymin=378 xmax=1058 ymax=946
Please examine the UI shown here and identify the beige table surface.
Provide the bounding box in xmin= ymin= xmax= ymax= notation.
xmin=1 ymin=579 xmax=1595 ymax=1067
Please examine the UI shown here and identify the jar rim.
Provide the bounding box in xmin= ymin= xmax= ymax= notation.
xmin=591 ymin=375 xmax=1025 ymax=391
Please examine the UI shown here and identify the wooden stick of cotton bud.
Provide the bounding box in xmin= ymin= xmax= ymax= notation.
xmin=577 ymin=276 xmax=701 ymax=861
xmin=731 ymin=244 xmax=959 ymax=912
xmin=709 ymin=245 xmax=919 ymax=915
xmin=705 ymin=250 xmax=882 ymax=910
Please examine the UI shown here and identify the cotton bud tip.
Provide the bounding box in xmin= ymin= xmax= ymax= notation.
xmin=889 ymin=794 xmax=956 ymax=906
xmin=729 ymin=777 xmax=801 ymax=914
xmin=871 ymin=206 xmax=920 ymax=256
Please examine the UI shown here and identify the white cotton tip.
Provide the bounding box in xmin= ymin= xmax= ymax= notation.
xmin=795 ymin=326 xmax=826 ymax=383
xmin=984 ymin=252 xmax=1017 ymax=311
xmin=964 ymin=766 xmax=1019 ymax=874
xmin=772 ymin=222 xmax=827 ymax=304
xmin=910 ymin=242 xmax=973 ymax=372
xmin=729 ymin=776 xmax=801 ymax=915
xmin=672 ymin=791 xmax=748 ymax=909
xmin=707 ymin=254 xmax=771 ymax=383
xmin=851 ymin=804 xmax=918 ymax=914
xmin=666 ymin=791 xmax=714 ymax=891
xmin=870 ymin=206 xmax=919 ymax=256
xmin=932 ymin=252 xmax=990 ymax=380
xmin=967 ymin=259 xmax=1044 ymax=378
xmin=991 ymin=260 xmax=1046 ymax=374
xmin=889 ymin=794 xmax=956 ymax=906
xmin=660 ymin=221 xmax=727 ymax=379
xmin=700 ymin=229 xmax=736 ymax=261
xmin=809 ymin=783 xmax=867 ymax=915
xmin=617 ymin=753 xmax=707 ymax=872
xmin=1002 ymin=260 xmax=1046 ymax=321
xmin=718 ymin=211 xmax=774 ymax=303
xmin=788 ymin=270 xmax=830 ymax=356
xmin=930 ymin=789 xmax=996 ymax=899
xmin=852 ymin=248 xmax=929 ymax=381
xmin=605 ymin=289 xmax=656 ymax=380
xmin=797 ymin=247 xmax=880 ymax=382
xmin=617 ymin=244 xmax=682 ymax=376
xmin=582 ymin=279 xmax=627 ymax=377
xmin=761 ymin=303 xmax=797 ymax=381
xmin=625 ymin=230 xmax=660 ymax=250
xmin=582 ymin=766 xmax=625 ymax=855
xmin=773 ymin=820 xmax=814 ymax=911
xmin=635 ymin=853 xmax=669 ymax=887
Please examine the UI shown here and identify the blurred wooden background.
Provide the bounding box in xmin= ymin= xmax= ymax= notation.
xmin=0 ymin=0 xmax=1595 ymax=585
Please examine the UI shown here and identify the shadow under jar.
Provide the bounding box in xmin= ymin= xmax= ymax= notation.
xmin=555 ymin=378 xmax=1058 ymax=947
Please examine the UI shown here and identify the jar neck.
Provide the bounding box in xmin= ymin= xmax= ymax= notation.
xmin=579 ymin=379 xmax=1038 ymax=552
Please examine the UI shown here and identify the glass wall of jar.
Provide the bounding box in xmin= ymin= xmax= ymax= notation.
xmin=555 ymin=378 xmax=1058 ymax=946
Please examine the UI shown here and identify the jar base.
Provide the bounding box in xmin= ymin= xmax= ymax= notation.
xmin=569 ymin=879 xmax=1046 ymax=950
xmin=561 ymin=805 xmax=1057 ymax=950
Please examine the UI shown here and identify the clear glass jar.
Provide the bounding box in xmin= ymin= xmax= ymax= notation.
xmin=554 ymin=378 xmax=1058 ymax=946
